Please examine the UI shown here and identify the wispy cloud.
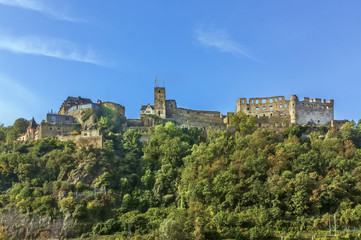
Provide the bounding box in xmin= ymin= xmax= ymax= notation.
xmin=0 ymin=0 xmax=82 ymax=22
xmin=0 ymin=33 xmax=105 ymax=66
xmin=194 ymin=26 xmax=259 ymax=61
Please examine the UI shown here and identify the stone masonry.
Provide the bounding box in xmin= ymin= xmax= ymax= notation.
xmin=237 ymin=95 xmax=334 ymax=129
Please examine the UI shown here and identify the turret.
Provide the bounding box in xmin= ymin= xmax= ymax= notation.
xmin=154 ymin=77 xmax=166 ymax=118
xmin=289 ymin=95 xmax=298 ymax=125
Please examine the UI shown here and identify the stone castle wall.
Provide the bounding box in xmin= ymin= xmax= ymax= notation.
xmin=38 ymin=123 xmax=74 ymax=139
xmin=237 ymin=95 xmax=334 ymax=127
xmin=170 ymin=108 xmax=226 ymax=129
xmin=291 ymin=95 xmax=334 ymax=125
xmin=58 ymin=135 xmax=103 ymax=148
xmin=331 ymin=120 xmax=349 ymax=130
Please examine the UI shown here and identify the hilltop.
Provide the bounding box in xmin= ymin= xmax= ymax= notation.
xmin=1 ymin=106 xmax=361 ymax=239
xmin=15 ymin=82 xmax=348 ymax=151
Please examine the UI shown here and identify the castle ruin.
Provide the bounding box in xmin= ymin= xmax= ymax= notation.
xmin=131 ymin=84 xmax=226 ymax=130
xmin=17 ymin=77 xmax=347 ymax=147
xmin=236 ymin=95 xmax=334 ymax=130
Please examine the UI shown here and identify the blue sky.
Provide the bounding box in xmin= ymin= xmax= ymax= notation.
xmin=0 ymin=0 xmax=360 ymax=126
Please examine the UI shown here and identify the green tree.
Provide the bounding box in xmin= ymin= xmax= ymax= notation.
xmin=229 ymin=112 xmax=257 ymax=135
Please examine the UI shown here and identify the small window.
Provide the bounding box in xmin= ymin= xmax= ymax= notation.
xmin=255 ymin=99 xmax=259 ymax=104
xmin=263 ymin=114 xmax=266 ymax=117
xmin=285 ymin=104 xmax=287 ymax=108
xmin=270 ymin=113 xmax=273 ymax=116
xmin=263 ymin=106 xmax=266 ymax=110
xmin=269 ymin=99 xmax=273 ymax=103
xmin=285 ymin=113 xmax=288 ymax=116
xmin=280 ymin=105 xmax=283 ymax=109
xmin=279 ymin=97 xmax=282 ymax=100
xmin=262 ymin=99 xmax=266 ymax=104
xmin=247 ymin=108 xmax=250 ymax=110
xmin=280 ymin=113 xmax=283 ymax=116
xmin=274 ymin=98 xmax=277 ymax=102
xmin=270 ymin=106 xmax=273 ymax=110
xmin=318 ymin=120 xmax=320 ymax=123
xmin=256 ymin=107 xmax=259 ymax=110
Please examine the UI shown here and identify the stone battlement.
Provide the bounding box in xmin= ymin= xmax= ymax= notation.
xmin=237 ymin=95 xmax=334 ymax=127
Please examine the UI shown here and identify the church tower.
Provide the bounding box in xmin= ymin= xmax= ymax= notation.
xmin=154 ymin=77 xmax=166 ymax=118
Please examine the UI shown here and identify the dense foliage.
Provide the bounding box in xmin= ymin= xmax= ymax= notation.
xmin=1 ymin=118 xmax=361 ymax=239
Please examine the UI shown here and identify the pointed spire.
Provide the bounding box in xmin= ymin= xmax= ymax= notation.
xmin=28 ymin=117 xmax=38 ymax=129
xmin=155 ymin=76 xmax=158 ymax=87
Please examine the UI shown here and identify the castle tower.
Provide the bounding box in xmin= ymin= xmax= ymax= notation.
xmin=289 ymin=95 xmax=298 ymax=125
xmin=154 ymin=77 xmax=166 ymax=118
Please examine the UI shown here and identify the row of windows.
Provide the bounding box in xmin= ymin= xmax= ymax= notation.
xmin=254 ymin=104 xmax=288 ymax=111
xmin=255 ymin=113 xmax=289 ymax=118
xmin=300 ymin=112 xmax=331 ymax=117
xmin=248 ymin=97 xmax=285 ymax=105
xmin=301 ymin=103 xmax=330 ymax=109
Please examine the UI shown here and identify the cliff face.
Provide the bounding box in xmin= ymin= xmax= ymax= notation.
xmin=0 ymin=209 xmax=74 ymax=239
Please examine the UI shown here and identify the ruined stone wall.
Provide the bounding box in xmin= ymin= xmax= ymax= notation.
xmin=57 ymin=135 xmax=103 ymax=148
xmin=38 ymin=123 xmax=74 ymax=139
xmin=170 ymin=108 xmax=226 ymax=129
xmin=331 ymin=120 xmax=349 ymax=130
xmin=292 ymin=96 xmax=334 ymax=125
xmin=165 ymin=100 xmax=177 ymax=118
xmin=79 ymin=129 xmax=100 ymax=137
xmin=237 ymin=96 xmax=291 ymax=130
xmin=237 ymin=95 xmax=334 ymax=127
xmin=126 ymin=119 xmax=151 ymax=131
xmin=237 ymin=96 xmax=291 ymax=118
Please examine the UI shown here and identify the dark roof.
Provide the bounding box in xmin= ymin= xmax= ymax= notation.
xmin=28 ymin=117 xmax=38 ymax=129
xmin=141 ymin=104 xmax=154 ymax=110
xmin=65 ymin=96 xmax=92 ymax=103
xmin=59 ymin=96 xmax=93 ymax=113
